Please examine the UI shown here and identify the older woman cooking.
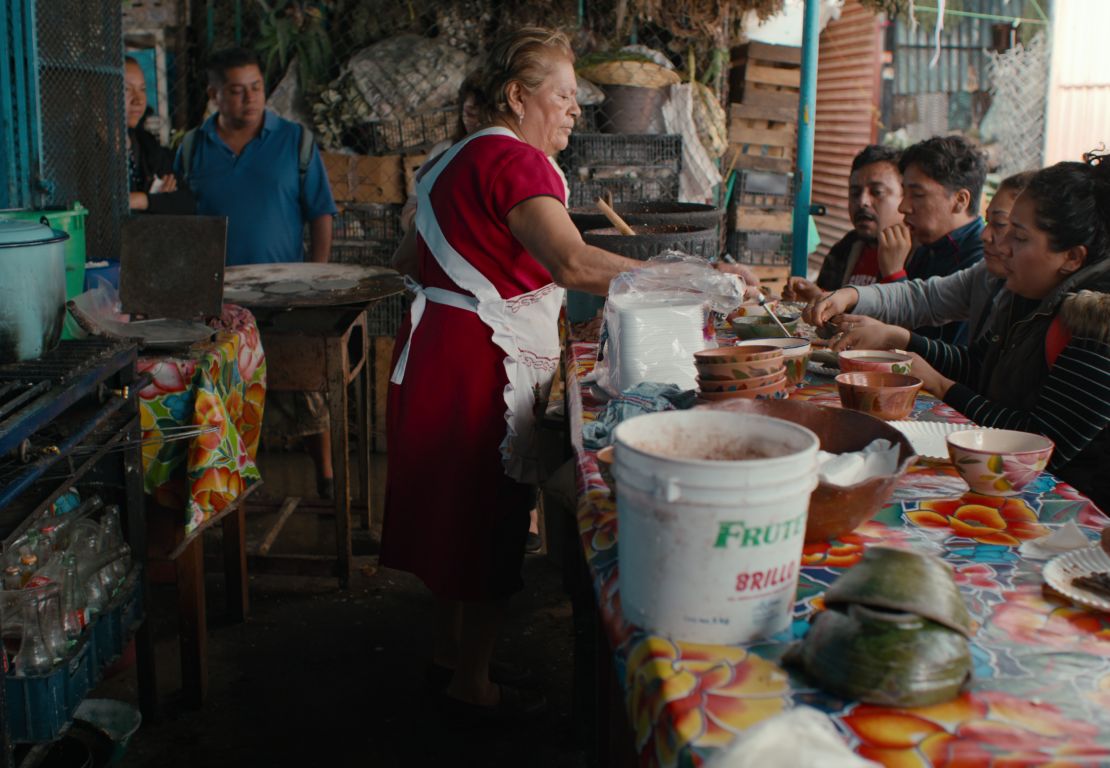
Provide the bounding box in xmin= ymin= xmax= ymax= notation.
xmin=381 ymin=27 xmax=663 ymax=720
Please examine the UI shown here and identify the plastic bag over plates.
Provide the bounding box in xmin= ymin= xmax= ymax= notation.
xmin=592 ymin=252 xmax=745 ymax=397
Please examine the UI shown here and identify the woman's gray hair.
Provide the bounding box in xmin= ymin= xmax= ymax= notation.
xmin=477 ymin=27 xmax=574 ymax=122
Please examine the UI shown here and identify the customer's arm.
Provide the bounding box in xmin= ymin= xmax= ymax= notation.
xmin=307 ymin=215 xmax=332 ymax=263
xmin=943 ymin=336 xmax=1110 ymax=472
xmin=853 ymin=262 xmax=983 ymax=329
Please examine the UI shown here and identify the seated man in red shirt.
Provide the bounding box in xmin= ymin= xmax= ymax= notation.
xmin=785 ymin=145 xmax=907 ymax=299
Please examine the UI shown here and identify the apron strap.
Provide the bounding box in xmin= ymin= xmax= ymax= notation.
xmin=390 ymin=277 xmax=478 ymax=385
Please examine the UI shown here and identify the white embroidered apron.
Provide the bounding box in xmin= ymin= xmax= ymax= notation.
xmin=390 ymin=127 xmax=565 ymax=484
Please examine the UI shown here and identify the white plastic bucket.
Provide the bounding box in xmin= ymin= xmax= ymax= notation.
xmin=613 ymin=410 xmax=819 ymax=644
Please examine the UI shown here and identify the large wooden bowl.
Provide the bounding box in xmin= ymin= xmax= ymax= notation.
xmin=695 ymin=399 xmax=917 ymax=542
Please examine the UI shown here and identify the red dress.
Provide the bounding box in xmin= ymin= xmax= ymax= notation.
xmin=381 ymin=134 xmax=565 ymax=600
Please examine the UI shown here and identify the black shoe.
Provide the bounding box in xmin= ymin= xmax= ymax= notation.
xmin=525 ymin=532 xmax=542 ymax=554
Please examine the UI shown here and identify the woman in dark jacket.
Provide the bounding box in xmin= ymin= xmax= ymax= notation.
xmin=908 ymin=154 xmax=1110 ymax=509
xmin=125 ymin=56 xmax=194 ymax=214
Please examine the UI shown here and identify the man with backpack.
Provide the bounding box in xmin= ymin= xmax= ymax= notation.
xmin=176 ymin=47 xmax=336 ymax=265
xmin=176 ymin=47 xmax=338 ymax=497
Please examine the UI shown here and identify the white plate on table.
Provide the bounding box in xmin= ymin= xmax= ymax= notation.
xmin=1044 ymin=545 xmax=1110 ymax=612
xmin=888 ymin=420 xmax=982 ymax=460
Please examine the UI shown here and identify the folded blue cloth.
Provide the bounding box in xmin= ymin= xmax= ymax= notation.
xmin=582 ymin=382 xmax=697 ymax=450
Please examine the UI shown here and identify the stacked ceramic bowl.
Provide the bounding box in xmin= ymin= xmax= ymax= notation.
xmin=736 ymin=338 xmax=811 ymax=390
xmin=692 ymin=345 xmax=789 ymax=401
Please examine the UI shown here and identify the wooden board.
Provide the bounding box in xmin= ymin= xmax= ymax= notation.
xmin=727 ymin=150 xmax=794 ymax=174
xmin=744 ymin=63 xmax=802 ymax=89
xmin=738 ymin=89 xmax=799 ymax=111
xmin=735 ymin=207 xmax=793 ymax=233
xmin=730 ymin=102 xmax=797 ymax=123
xmin=747 ymin=42 xmax=803 ymax=65
xmin=729 ymin=123 xmax=797 ymax=148
xmin=749 ymin=265 xmax=791 ymax=297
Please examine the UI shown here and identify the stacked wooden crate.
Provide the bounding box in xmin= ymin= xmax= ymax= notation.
xmin=726 ymin=42 xmax=801 ymax=293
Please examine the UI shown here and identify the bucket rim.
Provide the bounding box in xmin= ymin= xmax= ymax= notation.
xmin=613 ymin=411 xmax=819 ymax=468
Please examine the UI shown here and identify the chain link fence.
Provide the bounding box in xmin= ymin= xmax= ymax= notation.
xmin=37 ymin=0 xmax=128 ymax=261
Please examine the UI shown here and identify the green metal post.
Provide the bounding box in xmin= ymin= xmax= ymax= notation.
xmin=791 ymin=0 xmax=820 ymax=277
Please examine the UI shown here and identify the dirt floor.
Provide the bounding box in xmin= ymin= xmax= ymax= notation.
xmin=93 ymin=449 xmax=588 ymax=768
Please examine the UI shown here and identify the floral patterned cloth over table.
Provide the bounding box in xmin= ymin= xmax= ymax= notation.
xmin=137 ymin=304 xmax=266 ymax=536
xmin=566 ymin=339 xmax=1110 ymax=768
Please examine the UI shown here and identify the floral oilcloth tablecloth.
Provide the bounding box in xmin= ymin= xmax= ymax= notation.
xmin=137 ymin=304 xmax=266 ymax=536
xmin=567 ymin=340 xmax=1110 ymax=768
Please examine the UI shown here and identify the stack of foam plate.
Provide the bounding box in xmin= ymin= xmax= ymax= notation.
xmin=609 ymin=293 xmax=707 ymax=391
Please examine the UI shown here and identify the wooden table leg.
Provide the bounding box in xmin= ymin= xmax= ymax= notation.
xmin=355 ymin=357 xmax=372 ymax=531
xmin=176 ymin=535 xmax=208 ymax=708
xmin=222 ymin=502 xmax=249 ymax=622
xmin=327 ymin=340 xmax=352 ymax=589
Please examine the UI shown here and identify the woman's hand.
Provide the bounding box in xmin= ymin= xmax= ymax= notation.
xmin=714 ymin=262 xmax=764 ymax=300
xmin=907 ymin=352 xmax=955 ymax=398
xmin=782 ymin=277 xmax=823 ymax=303
xmin=829 ymin=314 xmax=910 ymax=352
xmin=804 ymin=287 xmax=859 ymax=327
xmin=158 ymin=174 xmax=178 ymax=193
xmin=129 ymin=191 xmax=148 ymax=211
xmin=877 ymin=223 xmax=913 ymax=278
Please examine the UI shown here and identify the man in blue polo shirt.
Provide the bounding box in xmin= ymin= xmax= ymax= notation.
xmin=177 ymin=47 xmax=339 ymax=496
xmin=176 ymin=47 xmax=336 ymax=265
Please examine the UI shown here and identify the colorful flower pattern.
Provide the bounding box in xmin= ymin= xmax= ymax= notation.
xmin=137 ymin=305 xmax=265 ymax=535
xmin=567 ymin=341 xmax=1110 ymax=768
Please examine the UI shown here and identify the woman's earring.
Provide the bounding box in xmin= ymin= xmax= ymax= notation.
xmin=517 ymin=112 xmax=524 ymax=126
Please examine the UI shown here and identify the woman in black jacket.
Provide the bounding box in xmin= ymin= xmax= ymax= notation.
xmin=125 ymin=56 xmax=194 ymax=214
xmin=908 ymin=154 xmax=1110 ymax=509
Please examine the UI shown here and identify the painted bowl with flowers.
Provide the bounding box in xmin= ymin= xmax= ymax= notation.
xmin=946 ymin=428 xmax=1054 ymax=496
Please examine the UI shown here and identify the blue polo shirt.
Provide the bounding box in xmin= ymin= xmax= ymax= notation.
xmin=175 ymin=110 xmax=336 ymax=266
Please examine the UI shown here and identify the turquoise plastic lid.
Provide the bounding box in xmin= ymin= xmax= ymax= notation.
xmin=0 ymin=218 xmax=68 ymax=247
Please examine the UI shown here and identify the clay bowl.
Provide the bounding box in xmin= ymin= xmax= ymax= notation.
xmin=947 ymin=428 xmax=1055 ymax=496
xmin=823 ymin=546 xmax=972 ymax=638
xmin=731 ymin=313 xmax=800 ymax=340
xmin=835 ymin=372 xmax=923 ymax=421
xmin=839 ymin=349 xmax=914 ymax=375
xmin=698 ymin=378 xmax=788 ymax=401
xmin=692 ymin=398 xmax=917 ymax=542
xmin=696 ymin=370 xmax=784 ymax=392
xmin=738 ymin=338 xmax=811 ymax=387
xmin=694 ymin=345 xmax=782 ymax=365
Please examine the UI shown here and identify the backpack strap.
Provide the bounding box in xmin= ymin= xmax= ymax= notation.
xmin=297 ymin=124 xmax=316 ymax=189
xmin=180 ymin=127 xmax=198 ymax=182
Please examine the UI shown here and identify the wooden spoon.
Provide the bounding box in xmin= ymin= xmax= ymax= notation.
xmin=595 ymin=198 xmax=636 ymax=236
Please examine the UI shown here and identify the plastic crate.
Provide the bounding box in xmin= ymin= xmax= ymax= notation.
xmin=333 ymin=203 xmax=403 ymax=244
xmin=727 ymin=230 xmax=792 ymax=266
xmin=4 ymin=633 xmax=94 ymax=743
xmin=734 ymin=169 xmax=794 ymax=209
xmin=360 ymin=108 xmax=456 ymax=155
xmin=567 ymin=176 xmax=680 ymax=208
xmin=562 ymin=133 xmax=682 ymax=167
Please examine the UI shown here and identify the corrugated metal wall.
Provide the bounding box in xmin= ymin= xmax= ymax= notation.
xmin=811 ymin=0 xmax=882 ymax=268
xmin=1045 ymin=0 xmax=1110 ymax=164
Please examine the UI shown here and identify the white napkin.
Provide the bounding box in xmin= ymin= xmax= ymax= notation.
xmin=1019 ymin=521 xmax=1092 ymax=560
xmin=703 ymin=706 xmax=880 ymax=768
xmin=817 ymin=439 xmax=900 ymax=487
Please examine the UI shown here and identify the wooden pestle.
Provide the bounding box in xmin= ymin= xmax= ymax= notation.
xmin=595 ymin=198 xmax=636 ymax=236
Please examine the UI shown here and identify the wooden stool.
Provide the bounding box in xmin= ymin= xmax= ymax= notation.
xmin=147 ymin=485 xmax=254 ymax=708
xmin=247 ymin=305 xmax=374 ymax=588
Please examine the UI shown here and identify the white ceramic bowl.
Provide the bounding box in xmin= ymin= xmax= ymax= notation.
xmin=946 ymin=428 xmax=1055 ymax=496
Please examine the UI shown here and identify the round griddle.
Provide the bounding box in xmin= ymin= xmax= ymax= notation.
xmin=222 ymin=263 xmax=404 ymax=308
